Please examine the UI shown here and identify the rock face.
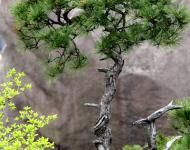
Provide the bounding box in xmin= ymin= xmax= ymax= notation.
xmin=1 ymin=1 xmax=190 ymax=150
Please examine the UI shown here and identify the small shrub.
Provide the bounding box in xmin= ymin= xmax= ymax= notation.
xmin=0 ymin=68 xmax=57 ymax=150
xmin=122 ymin=145 xmax=142 ymax=150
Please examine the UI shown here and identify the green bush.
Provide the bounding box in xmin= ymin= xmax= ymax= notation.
xmin=122 ymin=145 xmax=142 ymax=150
xmin=168 ymin=98 xmax=190 ymax=149
xmin=0 ymin=68 xmax=57 ymax=150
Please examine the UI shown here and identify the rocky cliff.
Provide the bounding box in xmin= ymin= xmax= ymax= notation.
xmin=1 ymin=0 xmax=190 ymax=149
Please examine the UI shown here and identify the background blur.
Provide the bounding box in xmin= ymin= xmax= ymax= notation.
xmin=1 ymin=0 xmax=190 ymax=150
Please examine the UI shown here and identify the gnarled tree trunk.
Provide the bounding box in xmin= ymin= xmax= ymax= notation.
xmin=93 ymin=52 xmax=124 ymax=150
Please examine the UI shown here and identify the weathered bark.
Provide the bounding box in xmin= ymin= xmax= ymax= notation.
xmin=89 ymin=52 xmax=124 ymax=150
xmin=133 ymin=101 xmax=182 ymax=150
xmin=150 ymin=121 xmax=156 ymax=150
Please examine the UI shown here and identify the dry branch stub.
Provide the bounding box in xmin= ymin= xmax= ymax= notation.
xmin=133 ymin=101 xmax=183 ymax=150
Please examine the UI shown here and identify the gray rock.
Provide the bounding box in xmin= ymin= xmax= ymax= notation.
xmin=1 ymin=0 xmax=190 ymax=149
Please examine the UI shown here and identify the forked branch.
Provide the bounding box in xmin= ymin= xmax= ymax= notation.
xmin=133 ymin=101 xmax=183 ymax=150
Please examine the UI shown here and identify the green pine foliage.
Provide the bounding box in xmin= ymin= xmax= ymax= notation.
xmin=168 ymin=98 xmax=190 ymax=149
xmin=169 ymin=98 xmax=190 ymax=135
xmin=11 ymin=0 xmax=190 ymax=77
xmin=0 ymin=68 xmax=57 ymax=150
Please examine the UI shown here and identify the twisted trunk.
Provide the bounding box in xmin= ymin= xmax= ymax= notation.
xmin=94 ymin=53 xmax=124 ymax=150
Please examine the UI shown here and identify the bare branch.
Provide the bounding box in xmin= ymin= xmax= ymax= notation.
xmin=133 ymin=101 xmax=183 ymax=150
xmin=147 ymin=101 xmax=183 ymax=122
xmin=100 ymin=57 xmax=109 ymax=61
xmin=133 ymin=101 xmax=183 ymax=126
xmin=98 ymin=68 xmax=109 ymax=73
xmin=84 ymin=103 xmax=99 ymax=108
xmin=165 ymin=136 xmax=182 ymax=150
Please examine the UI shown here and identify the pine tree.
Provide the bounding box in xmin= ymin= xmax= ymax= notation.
xmin=11 ymin=0 xmax=190 ymax=149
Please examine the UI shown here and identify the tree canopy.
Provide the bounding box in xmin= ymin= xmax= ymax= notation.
xmin=12 ymin=0 xmax=190 ymax=77
xmin=11 ymin=0 xmax=190 ymax=149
